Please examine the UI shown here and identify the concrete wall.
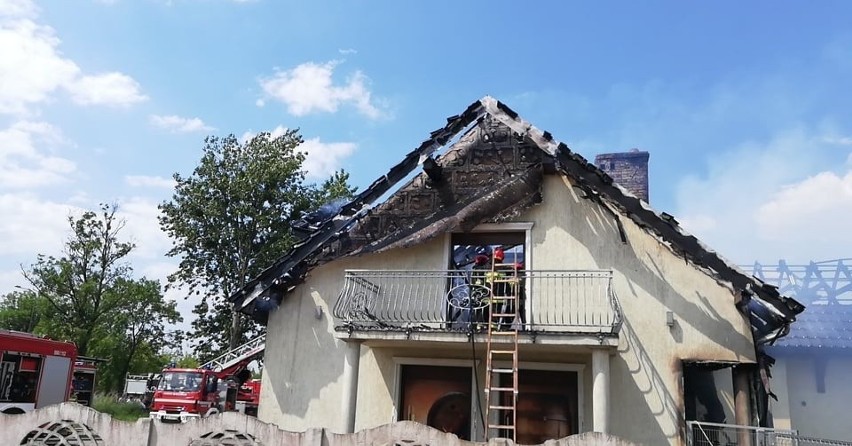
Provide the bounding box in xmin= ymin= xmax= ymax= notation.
xmin=0 ymin=403 xmax=638 ymax=446
xmin=1 ymin=403 xmax=150 ymax=446
xmin=770 ymin=355 xmax=852 ymax=441
xmin=260 ymin=174 xmax=756 ymax=445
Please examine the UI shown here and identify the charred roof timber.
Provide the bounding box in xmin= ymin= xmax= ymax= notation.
xmin=229 ymin=96 xmax=803 ymax=347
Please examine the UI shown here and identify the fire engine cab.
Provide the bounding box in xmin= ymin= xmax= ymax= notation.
xmin=149 ymin=335 xmax=264 ymax=422
xmin=0 ymin=330 xmax=83 ymax=414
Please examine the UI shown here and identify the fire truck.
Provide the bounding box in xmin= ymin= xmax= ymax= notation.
xmin=0 ymin=329 xmax=97 ymax=414
xmin=149 ymin=335 xmax=264 ymax=422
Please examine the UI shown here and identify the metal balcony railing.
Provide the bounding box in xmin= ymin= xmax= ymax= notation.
xmin=685 ymin=421 xmax=852 ymax=446
xmin=333 ymin=270 xmax=622 ymax=334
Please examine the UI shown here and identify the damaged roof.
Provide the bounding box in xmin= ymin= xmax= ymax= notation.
xmin=229 ymin=96 xmax=804 ymax=341
xmin=772 ymin=304 xmax=852 ymax=350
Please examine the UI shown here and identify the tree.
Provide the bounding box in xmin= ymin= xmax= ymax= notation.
xmin=0 ymin=290 xmax=49 ymax=333
xmin=22 ymin=204 xmax=133 ymax=355
xmin=95 ymin=278 xmax=181 ymax=393
xmin=13 ymin=204 xmax=183 ymax=392
xmin=159 ymin=132 xmax=358 ymax=359
xmin=160 ymin=132 xmax=310 ymax=359
xmin=316 ymin=169 xmax=358 ymax=203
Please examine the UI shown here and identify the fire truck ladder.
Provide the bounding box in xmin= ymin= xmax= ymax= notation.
xmin=484 ymin=258 xmax=520 ymax=442
xmin=201 ymin=334 xmax=266 ymax=373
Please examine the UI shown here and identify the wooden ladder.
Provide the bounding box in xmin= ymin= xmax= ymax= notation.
xmin=484 ymin=256 xmax=520 ymax=442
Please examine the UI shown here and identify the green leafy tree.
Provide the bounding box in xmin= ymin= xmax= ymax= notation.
xmin=12 ymin=204 xmax=183 ymax=393
xmin=0 ymin=290 xmax=49 ymax=333
xmin=22 ymin=204 xmax=133 ymax=355
xmin=159 ymin=132 xmax=358 ymax=359
xmin=175 ymin=356 xmax=200 ymax=369
xmin=94 ymin=278 xmax=182 ymax=393
xmin=316 ymin=169 xmax=358 ymax=203
xmin=160 ymin=132 xmax=313 ymax=359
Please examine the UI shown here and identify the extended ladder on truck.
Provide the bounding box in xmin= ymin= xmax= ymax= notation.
xmin=483 ymin=257 xmax=521 ymax=442
xmin=202 ymin=334 xmax=266 ymax=373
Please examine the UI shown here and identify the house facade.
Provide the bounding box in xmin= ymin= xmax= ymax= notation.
xmin=231 ymin=97 xmax=802 ymax=445
xmin=746 ymin=259 xmax=852 ymax=441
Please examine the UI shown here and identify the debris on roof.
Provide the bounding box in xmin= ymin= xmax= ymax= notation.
xmin=229 ymin=96 xmax=804 ymax=340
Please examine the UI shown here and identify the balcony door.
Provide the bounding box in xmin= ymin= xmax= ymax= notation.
xmin=448 ymin=229 xmax=527 ymax=329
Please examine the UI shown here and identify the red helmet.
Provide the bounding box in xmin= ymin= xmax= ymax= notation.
xmin=494 ymin=247 xmax=505 ymax=261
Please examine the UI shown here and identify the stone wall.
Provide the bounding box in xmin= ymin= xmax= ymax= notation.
xmin=2 ymin=403 xmax=637 ymax=446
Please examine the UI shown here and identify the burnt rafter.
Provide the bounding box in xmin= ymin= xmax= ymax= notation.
xmin=422 ymin=157 xmax=443 ymax=184
xmin=477 ymin=97 xmax=804 ymax=323
xmin=356 ymin=166 xmax=543 ymax=255
xmin=230 ymin=95 xmax=804 ymax=336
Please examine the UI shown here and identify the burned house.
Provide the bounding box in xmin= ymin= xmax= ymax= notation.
xmin=230 ymin=97 xmax=803 ymax=445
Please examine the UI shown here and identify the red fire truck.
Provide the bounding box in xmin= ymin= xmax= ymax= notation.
xmin=0 ymin=329 xmax=92 ymax=414
xmin=149 ymin=335 xmax=264 ymax=422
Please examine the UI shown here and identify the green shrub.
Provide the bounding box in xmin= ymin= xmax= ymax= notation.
xmin=92 ymin=393 xmax=148 ymax=421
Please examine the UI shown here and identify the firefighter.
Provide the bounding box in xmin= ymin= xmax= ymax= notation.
xmin=490 ymin=247 xmax=525 ymax=331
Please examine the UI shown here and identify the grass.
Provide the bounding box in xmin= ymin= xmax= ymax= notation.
xmin=92 ymin=393 xmax=149 ymax=422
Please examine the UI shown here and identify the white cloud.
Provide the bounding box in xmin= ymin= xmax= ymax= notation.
xmin=0 ymin=193 xmax=79 ymax=256
xmin=0 ymin=17 xmax=80 ymax=115
xmin=238 ymin=125 xmax=288 ymax=144
xmin=0 ymin=121 xmax=76 ymax=188
xmin=116 ymin=197 xmax=172 ymax=260
xmin=0 ymin=0 xmax=38 ymax=19
xmin=115 ymin=199 xmax=196 ymax=332
xmin=238 ymin=129 xmax=357 ymax=179
xmin=822 ymin=135 xmax=852 ymax=146
xmin=338 ymin=48 xmax=357 ymax=55
xmin=0 ymin=268 xmax=26 ymax=296
xmin=298 ymin=137 xmax=357 ymax=179
xmin=674 ymin=128 xmax=852 ymax=264
xmin=149 ymin=114 xmax=214 ymax=133
xmin=68 ymin=72 xmax=147 ymax=106
xmin=0 ymin=3 xmax=145 ymax=115
xmin=259 ymin=60 xmax=383 ymax=119
xmin=125 ymin=175 xmax=175 ymax=189
xmin=755 ymin=171 xmax=852 ymax=258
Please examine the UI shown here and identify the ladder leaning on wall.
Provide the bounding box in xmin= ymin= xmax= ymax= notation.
xmin=483 ymin=253 xmax=521 ymax=442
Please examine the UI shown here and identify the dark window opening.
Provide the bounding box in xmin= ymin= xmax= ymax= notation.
xmin=500 ymin=369 xmax=579 ymax=443
xmin=399 ymin=365 xmax=472 ymax=440
xmin=683 ymin=363 xmax=728 ymax=423
xmin=447 ymin=232 xmax=526 ymax=330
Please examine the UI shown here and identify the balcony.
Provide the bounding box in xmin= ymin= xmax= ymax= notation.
xmin=332 ymin=269 xmax=622 ymax=338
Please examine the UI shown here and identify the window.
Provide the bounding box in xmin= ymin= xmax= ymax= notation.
xmin=447 ymin=227 xmax=529 ymax=330
xmin=496 ymin=367 xmax=581 ymax=443
xmin=159 ymin=371 xmax=204 ymax=392
xmin=450 ymin=231 xmax=525 ymax=270
xmin=0 ymin=353 xmax=41 ymax=404
xmin=398 ymin=364 xmax=473 ymax=440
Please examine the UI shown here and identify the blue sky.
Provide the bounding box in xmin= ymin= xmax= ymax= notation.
xmin=2 ymin=0 xmax=851 ymax=324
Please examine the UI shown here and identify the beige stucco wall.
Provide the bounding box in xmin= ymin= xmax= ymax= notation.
xmin=771 ymin=355 xmax=852 ymax=441
xmin=518 ymin=176 xmax=755 ymax=444
xmin=259 ymin=174 xmax=756 ymax=445
xmin=258 ymin=236 xmax=448 ymax=432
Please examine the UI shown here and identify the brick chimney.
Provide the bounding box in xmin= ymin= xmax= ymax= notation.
xmin=594 ymin=149 xmax=650 ymax=202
